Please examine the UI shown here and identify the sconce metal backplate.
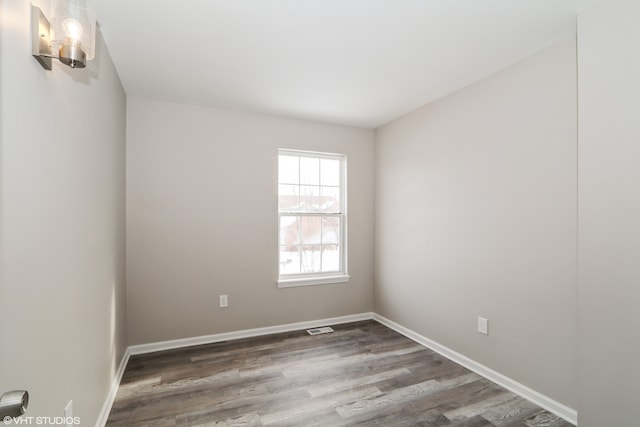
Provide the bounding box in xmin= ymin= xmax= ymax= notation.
xmin=31 ymin=6 xmax=53 ymax=70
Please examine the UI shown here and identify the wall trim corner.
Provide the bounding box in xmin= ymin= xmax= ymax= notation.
xmin=372 ymin=313 xmax=578 ymax=425
xmin=95 ymin=348 xmax=131 ymax=427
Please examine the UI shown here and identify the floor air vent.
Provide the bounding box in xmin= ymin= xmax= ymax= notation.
xmin=306 ymin=326 xmax=334 ymax=335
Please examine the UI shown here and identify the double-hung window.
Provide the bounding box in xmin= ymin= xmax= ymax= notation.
xmin=278 ymin=149 xmax=349 ymax=287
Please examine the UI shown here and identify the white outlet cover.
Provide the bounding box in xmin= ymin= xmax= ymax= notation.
xmin=64 ymin=400 xmax=73 ymax=427
xmin=219 ymin=294 xmax=228 ymax=307
xmin=478 ymin=317 xmax=489 ymax=335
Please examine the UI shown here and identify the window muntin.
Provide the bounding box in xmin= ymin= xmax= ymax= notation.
xmin=278 ymin=150 xmax=347 ymax=284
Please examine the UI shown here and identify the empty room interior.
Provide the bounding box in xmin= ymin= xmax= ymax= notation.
xmin=1 ymin=0 xmax=639 ymax=426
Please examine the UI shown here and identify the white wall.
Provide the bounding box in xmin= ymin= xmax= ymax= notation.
xmin=577 ymin=0 xmax=640 ymax=424
xmin=126 ymin=97 xmax=374 ymax=345
xmin=0 ymin=0 xmax=126 ymax=424
xmin=375 ymin=40 xmax=578 ymax=407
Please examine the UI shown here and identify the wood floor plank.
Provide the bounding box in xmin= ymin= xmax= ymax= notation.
xmin=260 ymin=385 xmax=383 ymax=425
xmin=106 ymin=320 xmax=572 ymax=426
xmin=443 ymin=391 xmax=519 ymax=421
xmin=522 ymin=410 xmax=574 ymax=427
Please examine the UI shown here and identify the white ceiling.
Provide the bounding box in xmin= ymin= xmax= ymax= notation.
xmin=97 ymin=0 xmax=597 ymax=129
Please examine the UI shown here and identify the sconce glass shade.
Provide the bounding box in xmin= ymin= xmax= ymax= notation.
xmin=51 ymin=0 xmax=96 ymax=67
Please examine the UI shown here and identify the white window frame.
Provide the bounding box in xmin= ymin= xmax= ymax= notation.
xmin=277 ymin=149 xmax=350 ymax=288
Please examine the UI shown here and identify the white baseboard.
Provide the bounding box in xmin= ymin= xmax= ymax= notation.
xmin=95 ymin=348 xmax=130 ymax=427
xmin=98 ymin=312 xmax=577 ymax=426
xmin=372 ymin=313 xmax=577 ymax=425
xmin=128 ymin=312 xmax=374 ymax=355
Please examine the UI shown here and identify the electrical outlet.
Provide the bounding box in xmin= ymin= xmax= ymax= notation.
xmin=478 ymin=317 xmax=488 ymax=335
xmin=219 ymin=294 xmax=228 ymax=308
xmin=64 ymin=400 xmax=73 ymax=427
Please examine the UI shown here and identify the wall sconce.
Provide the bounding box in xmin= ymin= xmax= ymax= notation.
xmin=31 ymin=0 xmax=96 ymax=70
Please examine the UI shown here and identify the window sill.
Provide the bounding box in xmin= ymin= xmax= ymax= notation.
xmin=277 ymin=274 xmax=351 ymax=288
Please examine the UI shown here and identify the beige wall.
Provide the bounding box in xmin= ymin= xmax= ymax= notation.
xmin=577 ymin=0 xmax=640 ymax=424
xmin=0 ymin=0 xmax=126 ymax=425
xmin=374 ymin=40 xmax=578 ymax=407
xmin=126 ymin=98 xmax=374 ymax=345
xmin=4 ymin=1 xmax=637 ymax=423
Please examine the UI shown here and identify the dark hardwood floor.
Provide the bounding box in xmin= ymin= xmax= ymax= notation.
xmin=106 ymin=320 xmax=572 ymax=426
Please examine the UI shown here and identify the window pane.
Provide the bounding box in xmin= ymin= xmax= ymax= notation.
xmin=280 ymin=247 xmax=300 ymax=274
xmin=279 ymin=216 xmax=299 ymax=245
xmin=279 ymin=155 xmax=299 ymax=184
xmin=300 ymin=216 xmax=321 ymax=244
xmin=321 ymin=245 xmax=340 ymax=272
xmin=278 ymin=184 xmax=300 ymax=211
xmin=301 ymin=245 xmax=321 ymax=273
xmin=322 ymin=217 xmax=340 ymax=244
xmin=300 ymin=157 xmax=320 ymax=185
xmin=299 ymin=185 xmax=320 ymax=211
xmin=320 ymin=186 xmax=340 ymax=212
xmin=321 ymin=159 xmax=340 ymax=186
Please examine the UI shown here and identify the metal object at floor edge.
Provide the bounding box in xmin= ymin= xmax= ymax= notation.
xmin=0 ymin=390 xmax=29 ymax=419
